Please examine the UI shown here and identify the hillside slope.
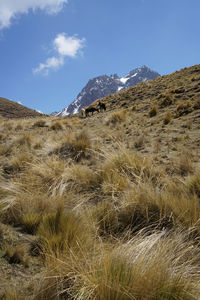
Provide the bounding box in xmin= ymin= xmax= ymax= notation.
xmin=56 ymin=65 xmax=160 ymax=116
xmin=0 ymin=65 xmax=200 ymax=299
xmin=0 ymin=97 xmax=43 ymax=118
xmin=95 ymin=64 xmax=200 ymax=111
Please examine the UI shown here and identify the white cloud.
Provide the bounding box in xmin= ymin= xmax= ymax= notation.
xmin=33 ymin=56 xmax=64 ymax=75
xmin=33 ymin=33 xmax=85 ymax=75
xmin=54 ymin=33 xmax=85 ymax=58
xmin=0 ymin=0 xmax=68 ymax=29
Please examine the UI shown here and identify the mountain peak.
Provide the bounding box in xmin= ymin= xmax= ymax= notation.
xmin=55 ymin=66 xmax=160 ymax=116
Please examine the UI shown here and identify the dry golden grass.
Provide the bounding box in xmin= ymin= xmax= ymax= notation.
xmin=32 ymin=119 xmax=47 ymax=128
xmin=72 ymin=231 xmax=200 ymax=300
xmin=176 ymin=100 xmax=193 ymax=117
xmin=160 ymin=93 xmax=175 ymax=107
xmin=106 ymin=109 xmax=127 ymax=124
xmin=3 ymin=243 xmax=29 ymax=266
xmin=51 ymin=130 xmax=92 ymax=162
xmin=186 ymin=171 xmax=200 ymax=197
xmin=1 ymin=287 xmax=25 ymax=300
xmin=49 ymin=121 xmax=64 ymax=131
xmin=163 ymin=111 xmax=172 ymax=125
xmin=34 ymin=231 xmax=200 ymax=300
xmin=1 ymin=64 xmax=200 ymax=298
xmin=0 ymin=97 xmax=42 ymax=119
xmin=149 ymin=104 xmax=158 ymax=117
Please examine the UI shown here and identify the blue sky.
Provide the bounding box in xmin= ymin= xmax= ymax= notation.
xmin=0 ymin=0 xmax=199 ymax=114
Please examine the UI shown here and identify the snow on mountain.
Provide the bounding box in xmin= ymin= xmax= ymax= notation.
xmin=55 ymin=66 xmax=160 ymax=116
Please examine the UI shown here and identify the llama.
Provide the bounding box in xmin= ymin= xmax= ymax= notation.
xmin=98 ymin=101 xmax=106 ymax=112
xmin=85 ymin=106 xmax=99 ymax=117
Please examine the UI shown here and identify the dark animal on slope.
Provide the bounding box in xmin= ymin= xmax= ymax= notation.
xmin=98 ymin=101 xmax=106 ymax=112
xmin=85 ymin=106 xmax=99 ymax=117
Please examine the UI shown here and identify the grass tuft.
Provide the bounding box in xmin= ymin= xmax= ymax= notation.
xmin=52 ymin=130 xmax=91 ymax=162
xmin=149 ymin=104 xmax=158 ymax=117
xmin=107 ymin=109 xmax=127 ymax=124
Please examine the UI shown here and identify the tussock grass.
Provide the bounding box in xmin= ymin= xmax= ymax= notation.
xmin=71 ymin=231 xmax=200 ymax=300
xmin=91 ymin=184 xmax=171 ymax=237
xmin=3 ymin=152 xmax=33 ymax=176
xmin=3 ymin=244 xmax=29 ymax=266
xmin=176 ymin=101 xmax=193 ymax=116
xmin=193 ymin=97 xmax=200 ymax=109
xmin=103 ymin=147 xmax=163 ymax=186
xmin=149 ymin=104 xmax=158 ymax=117
xmin=34 ymin=230 xmax=200 ymax=300
xmin=163 ymin=111 xmax=172 ymax=125
xmin=1 ymin=287 xmax=24 ymax=300
xmin=160 ymin=93 xmax=174 ymax=107
xmin=174 ymin=151 xmax=194 ymax=176
xmin=37 ymin=205 xmax=94 ymax=257
xmin=14 ymin=132 xmax=32 ymax=148
xmin=1 ymin=64 xmax=200 ymax=298
xmin=0 ymin=144 xmax=12 ymax=157
xmin=32 ymin=119 xmax=47 ymax=128
xmin=107 ymin=109 xmax=127 ymax=124
xmin=0 ymin=180 xmax=59 ymax=228
xmin=50 ymin=121 xmax=63 ymax=131
xmin=22 ymin=212 xmax=42 ymax=234
xmin=186 ymin=171 xmax=200 ymax=197
xmin=52 ymin=130 xmax=92 ymax=162
xmin=63 ymin=164 xmax=102 ymax=193
xmin=134 ymin=134 xmax=145 ymax=149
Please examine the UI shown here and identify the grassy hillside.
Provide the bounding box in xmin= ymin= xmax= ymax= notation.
xmin=0 ymin=65 xmax=200 ymax=299
xmin=0 ymin=97 xmax=43 ymax=118
xmin=95 ymin=64 xmax=200 ymax=111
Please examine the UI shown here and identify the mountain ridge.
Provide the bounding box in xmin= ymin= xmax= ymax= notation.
xmin=55 ymin=65 xmax=160 ymax=116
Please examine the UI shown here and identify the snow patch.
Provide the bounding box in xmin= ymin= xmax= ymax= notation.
xmin=118 ymin=86 xmax=123 ymax=91
xmin=131 ymin=73 xmax=137 ymax=78
xmin=120 ymin=77 xmax=129 ymax=84
xmin=73 ymin=105 xmax=81 ymax=114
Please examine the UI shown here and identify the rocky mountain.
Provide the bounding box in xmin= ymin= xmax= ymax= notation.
xmin=55 ymin=66 xmax=160 ymax=116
